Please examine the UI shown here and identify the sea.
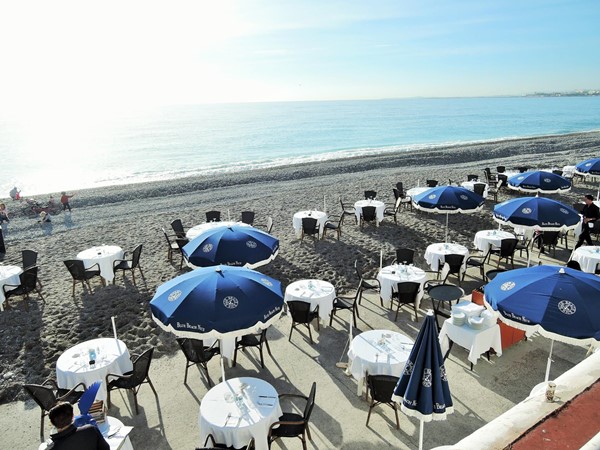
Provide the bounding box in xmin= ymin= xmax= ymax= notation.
xmin=1 ymin=96 xmax=599 ymax=197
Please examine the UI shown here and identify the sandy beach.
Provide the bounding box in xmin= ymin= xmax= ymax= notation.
xmin=0 ymin=131 xmax=599 ymax=449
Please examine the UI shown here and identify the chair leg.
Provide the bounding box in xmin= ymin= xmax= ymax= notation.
xmin=133 ymin=389 xmax=139 ymax=414
xmin=72 ymin=280 xmax=76 ymax=297
xmin=393 ymin=403 xmax=400 ymax=429
xmin=131 ymin=270 xmax=136 ymax=287
xmin=147 ymin=377 xmax=157 ymax=396
xmin=259 ymin=346 xmax=265 ymax=369
xmin=307 ymin=324 xmax=313 ymax=345
xmin=233 ymin=345 xmax=239 ymax=367
xmin=414 ymin=304 xmax=419 ymax=322
xmin=40 ymin=410 xmax=45 ymax=442
xmin=289 ymin=323 xmax=295 ymax=342
xmin=106 ymin=388 xmax=112 ymax=409
xmin=264 ymin=338 xmax=272 ymax=356
xmin=183 ymin=362 xmax=189 ymax=384
xmin=366 ymin=404 xmax=373 ymax=426
xmin=329 ymin=310 xmax=335 ymax=327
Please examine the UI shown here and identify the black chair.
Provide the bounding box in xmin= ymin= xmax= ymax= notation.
xmin=441 ymin=254 xmax=465 ymax=285
xmin=113 ymin=244 xmax=144 ymax=286
xmin=364 ymin=190 xmax=377 ymax=200
xmin=339 ymin=197 xmax=357 ymax=223
xmin=384 ymin=198 xmax=401 ymax=223
xmin=365 ymin=374 xmax=400 ymax=429
xmin=496 ymin=165 xmax=506 ymax=173
xmin=390 ymin=281 xmax=420 ymax=322
xmin=329 ymin=284 xmax=361 ymax=327
xmin=359 ymin=206 xmax=377 ymax=228
xmin=566 ymin=260 xmax=582 ymax=271
xmin=467 ymin=174 xmax=479 ymax=181
xmin=23 ymin=378 xmax=86 ymax=442
xmin=175 ymin=238 xmax=190 ymax=269
xmin=483 ymin=167 xmax=497 ymax=183
xmin=106 ymin=347 xmax=157 ymax=415
xmin=233 ymin=329 xmax=271 ymax=369
xmin=485 ymin=269 xmax=507 ymax=281
xmin=490 ymin=238 xmax=519 ymax=268
xmin=288 ymin=301 xmax=319 ymax=344
xmin=354 ymin=259 xmax=380 ymax=303
xmin=300 ymin=217 xmax=320 ymax=243
xmin=426 ymin=179 xmax=438 ymax=187
xmin=552 ymin=169 xmax=564 ymax=176
xmin=241 ymin=211 xmax=255 ymax=225
xmin=22 ymin=249 xmax=43 ymax=290
xmin=161 ymin=228 xmax=180 ymax=262
xmin=535 ymin=232 xmax=559 ymax=257
xmin=323 ymin=213 xmax=344 ymax=240
xmin=268 ymin=382 xmax=316 ymax=450
xmin=64 ymin=259 xmax=103 ymax=297
xmin=176 ymin=338 xmax=220 ymax=386
xmin=472 ymin=182 xmax=487 ymax=197
xmin=464 ymin=249 xmax=490 ymax=282
xmin=203 ymin=434 xmax=255 ymax=450
xmin=396 ymin=187 xmax=413 ymax=210
xmin=394 ymin=248 xmax=415 ymax=265
xmin=395 ymin=182 xmax=404 ymax=192
xmin=515 ymin=236 xmax=530 ymax=260
xmin=206 ymin=211 xmax=221 ymax=222
xmin=170 ymin=219 xmax=186 ymax=238
xmin=2 ymin=266 xmax=45 ymax=310
xmin=518 ymin=166 xmax=529 ymax=173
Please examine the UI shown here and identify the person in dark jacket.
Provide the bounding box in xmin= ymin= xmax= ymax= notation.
xmin=575 ymin=194 xmax=600 ymax=249
xmin=47 ymin=402 xmax=109 ymax=450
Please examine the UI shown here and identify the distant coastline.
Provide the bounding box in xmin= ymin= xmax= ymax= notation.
xmin=525 ymin=89 xmax=600 ymax=97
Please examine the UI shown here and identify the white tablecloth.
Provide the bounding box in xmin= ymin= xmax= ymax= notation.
xmin=186 ymin=221 xmax=251 ymax=240
xmin=292 ymin=210 xmax=328 ymax=238
xmin=406 ymin=187 xmax=431 ymax=198
xmin=562 ymin=165 xmax=576 ymax=177
xmin=0 ymin=265 xmax=22 ymax=311
xmin=439 ymin=319 xmax=502 ymax=366
xmin=39 ymin=416 xmax=134 ymax=450
xmin=473 ymin=230 xmax=515 ymax=252
xmin=77 ymin=245 xmax=124 ymax=282
xmin=56 ymin=338 xmax=133 ymax=401
xmin=377 ymin=265 xmax=428 ymax=308
xmin=424 ymin=243 xmax=470 ymax=272
xmin=199 ymin=377 xmax=282 ymax=450
xmin=347 ymin=329 xmax=414 ymax=396
xmin=461 ymin=181 xmax=489 ymax=198
xmin=354 ymin=200 xmax=385 ymax=225
xmin=284 ymin=279 xmax=336 ymax=322
xmin=571 ymin=246 xmax=600 ymax=273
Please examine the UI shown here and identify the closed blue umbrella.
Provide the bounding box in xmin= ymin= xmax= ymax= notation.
xmin=507 ymin=170 xmax=571 ymax=194
xmin=412 ymin=186 xmax=485 ymax=242
xmin=392 ymin=311 xmax=453 ymax=450
xmin=485 ymin=265 xmax=600 ymax=381
xmin=575 ymin=157 xmax=600 ymax=176
xmin=183 ymin=225 xmax=279 ymax=269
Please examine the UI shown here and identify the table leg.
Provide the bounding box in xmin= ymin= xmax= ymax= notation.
xmin=443 ymin=340 xmax=453 ymax=361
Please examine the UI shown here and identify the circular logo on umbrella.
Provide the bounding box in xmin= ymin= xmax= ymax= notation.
xmin=261 ymin=278 xmax=273 ymax=287
xmin=440 ymin=365 xmax=448 ymax=381
xmin=543 ymin=178 xmax=551 ymax=183
xmin=460 ymin=195 xmax=468 ymax=200
xmin=246 ymin=240 xmax=257 ymax=249
xmin=518 ymin=176 xmax=524 ymax=180
xmin=403 ymin=360 xmax=414 ymax=376
xmin=586 ymin=163 xmax=592 ymax=167
xmin=428 ymin=194 xmax=437 ymax=199
xmin=558 ymin=300 xmax=576 ymax=315
xmin=501 ymin=281 xmax=516 ymax=291
xmin=202 ymin=243 xmax=213 ymax=253
xmin=560 ymin=208 xmax=569 ymax=214
xmin=223 ymin=296 xmax=239 ymax=309
xmin=168 ymin=290 xmax=182 ymax=302
xmin=422 ymin=368 xmax=432 ymax=387
xmin=521 ymin=208 xmax=532 ymax=215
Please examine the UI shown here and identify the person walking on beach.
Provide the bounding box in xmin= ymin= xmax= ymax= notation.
xmin=60 ymin=191 xmax=74 ymax=212
xmin=575 ymin=194 xmax=600 ymax=249
xmin=47 ymin=402 xmax=109 ymax=450
xmin=0 ymin=203 xmax=9 ymax=238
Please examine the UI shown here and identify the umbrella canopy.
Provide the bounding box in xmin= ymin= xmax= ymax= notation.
xmin=507 ymin=170 xmax=571 ymax=194
xmin=412 ymin=186 xmax=484 ymax=242
xmin=493 ymin=196 xmax=580 ymax=231
xmin=183 ymin=225 xmax=279 ymax=269
xmin=575 ymin=157 xmax=600 ymax=176
xmin=150 ymin=265 xmax=284 ymax=340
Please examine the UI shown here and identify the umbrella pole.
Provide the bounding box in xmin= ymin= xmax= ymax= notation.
xmin=419 ymin=420 xmax=424 ymax=450
xmin=545 ymin=339 xmax=555 ymax=382
xmin=445 ymin=213 xmax=449 ymax=243
xmin=221 ymin=355 xmax=226 ymax=382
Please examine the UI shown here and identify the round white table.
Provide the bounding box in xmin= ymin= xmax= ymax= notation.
xmin=473 ymin=230 xmax=516 ymax=253
xmin=424 ymin=243 xmax=470 ymax=272
xmin=354 ymin=200 xmax=385 ymax=225
xmin=461 ymin=181 xmax=489 ymax=198
xmin=77 ymin=245 xmax=124 ymax=283
xmin=56 ymin=338 xmax=133 ymax=401
xmin=199 ymin=377 xmax=282 ymax=450
xmin=347 ymin=329 xmax=414 ymax=396
xmin=292 ymin=210 xmax=328 ymax=238
xmin=39 ymin=416 xmax=134 ymax=450
xmin=0 ymin=265 xmax=22 ymax=311
xmin=186 ymin=221 xmax=251 ymax=240
xmin=377 ymin=265 xmax=427 ymax=308
xmin=571 ymin=246 xmax=600 ymax=273
xmin=406 ymin=187 xmax=431 ymax=198
xmin=284 ymin=279 xmax=336 ymax=322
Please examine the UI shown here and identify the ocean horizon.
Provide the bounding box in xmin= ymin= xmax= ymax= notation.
xmin=1 ymin=96 xmax=599 ymax=197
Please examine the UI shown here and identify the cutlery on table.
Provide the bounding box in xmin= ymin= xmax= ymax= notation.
xmin=259 ymin=395 xmax=277 ymax=398
xmin=224 ymin=412 xmax=232 ymax=426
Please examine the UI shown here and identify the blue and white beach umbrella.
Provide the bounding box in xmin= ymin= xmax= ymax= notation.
xmin=493 ymin=196 xmax=580 ymax=231
xmin=412 ymin=186 xmax=485 ymax=242
xmin=392 ymin=311 xmax=453 ymax=450
xmin=575 ymin=157 xmax=600 ymax=176
xmin=183 ymin=225 xmax=279 ymax=269
xmin=507 ymin=170 xmax=571 ymax=194
xmin=485 ymin=266 xmax=600 ymax=381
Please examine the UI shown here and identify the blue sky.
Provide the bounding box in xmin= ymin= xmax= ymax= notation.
xmin=1 ymin=0 xmax=599 ymax=107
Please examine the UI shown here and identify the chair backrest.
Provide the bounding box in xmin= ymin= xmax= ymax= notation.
xmin=395 ymin=248 xmax=415 ymax=265
xmin=19 ymin=266 xmax=39 ymax=292
xmin=395 ymin=182 xmax=403 ymax=193
xmin=467 ymin=174 xmax=478 ymax=181
xmin=566 ymin=260 xmax=582 ymax=271
xmin=500 ymin=238 xmax=519 ymax=256
xmin=162 ymin=228 xmax=175 ymax=245
xmin=301 ymin=217 xmax=319 ymax=235
xmin=175 ymin=238 xmax=189 ymax=251
xmin=170 ymin=219 xmax=185 ymax=238
xmin=287 ymin=301 xmax=313 ymax=323
xmin=176 ymin=338 xmax=212 ymax=363
xmin=241 ymin=211 xmax=255 ymax=225
xmin=266 ymin=216 xmax=274 ymax=234
xmin=395 ymin=282 xmax=420 ymax=304
xmin=22 ymin=250 xmax=38 ymax=270
xmin=426 ymin=179 xmax=438 ymax=187
xmin=367 ymin=374 xmax=399 ymax=403
xmin=392 ymin=188 xmax=400 ymax=201
xmin=206 ymin=211 xmax=221 ymax=222
xmin=518 ymin=166 xmax=529 ymax=173
xmin=23 ymin=383 xmax=57 ymax=412
xmin=496 ymin=166 xmax=506 ymax=173
xmin=552 ymin=169 xmax=563 ymax=176
xmin=444 ymin=254 xmax=465 ymax=273
xmin=473 ymin=183 xmax=486 ymax=196
xmin=540 ymin=232 xmax=559 ymax=246
xmin=361 ymin=206 xmax=377 ymax=222
xmin=130 ymin=348 xmax=154 ymax=385
xmin=364 ymin=190 xmax=377 ymax=200
xmin=303 ymin=382 xmax=317 ymax=422
xmin=131 ymin=244 xmax=143 ymax=267
xmin=64 ymin=260 xmax=87 ymax=280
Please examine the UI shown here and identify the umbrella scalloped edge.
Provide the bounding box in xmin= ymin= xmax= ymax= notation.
xmin=492 ymin=216 xmax=578 ymax=232
xmin=412 ymin=204 xmax=484 ymax=215
xmin=391 ymin=395 xmax=454 ymax=422
xmin=506 ymin=185 xmax=571 ymax=194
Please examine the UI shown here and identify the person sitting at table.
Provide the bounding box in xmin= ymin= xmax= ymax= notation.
xmin=47 ymin=402 xmax=110 ymax=450
xmin=575 ymin=194 xmax=600 ymax=249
